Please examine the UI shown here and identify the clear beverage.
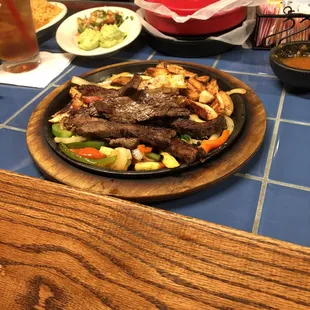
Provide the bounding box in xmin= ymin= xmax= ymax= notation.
xmin=0 ymin=0 xmax=40 ymax=73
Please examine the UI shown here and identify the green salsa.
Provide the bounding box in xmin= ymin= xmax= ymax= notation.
xmin=100 ymin=24 xmax=126 ymax=48
xmin=78 ymin=28 xmax=100 ymax=51
xmin=77 ymin=21 xmax=126 ymax=51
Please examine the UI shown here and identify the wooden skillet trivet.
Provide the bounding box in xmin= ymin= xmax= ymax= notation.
xmin=26 ymin=61 xmax=267 ymax=203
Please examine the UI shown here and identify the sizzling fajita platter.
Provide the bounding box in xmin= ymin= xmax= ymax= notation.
xmin=27 ymin=60 xmax=266 ymax=201
xmin=43 ymin=61 xmax=246 ymax=178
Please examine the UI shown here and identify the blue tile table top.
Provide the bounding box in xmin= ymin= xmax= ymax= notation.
xmin=1 ymin=34 xmax=310 ymax=249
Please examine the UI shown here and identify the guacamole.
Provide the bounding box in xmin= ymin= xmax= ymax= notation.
xmin=77 ymin=24 xmax=126 ymax=51
xmin=78 ymin=28 xmax=100 ymax=51
xmin=99 ymin=24 xmax=126 ymax=48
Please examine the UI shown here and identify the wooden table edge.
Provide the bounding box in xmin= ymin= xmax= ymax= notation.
xmin=1 ymin=168 xmax=308 ymax=253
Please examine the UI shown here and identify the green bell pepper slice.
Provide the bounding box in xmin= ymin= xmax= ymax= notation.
xmin=180 ymin=134 xmax=191 ymax=142
xmin=66 ymin=140 xmax=107 ymax=150
xmin=146 ymin=152 xmax=162 ymax=162
xmin=52 ymin=123 xmax=73 ymax=138
xmin=59 ymin=143 xmax=116 ymax=167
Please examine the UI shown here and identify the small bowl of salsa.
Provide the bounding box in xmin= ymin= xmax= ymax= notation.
xmin=269 ymin=41 xmax=310 ymax=90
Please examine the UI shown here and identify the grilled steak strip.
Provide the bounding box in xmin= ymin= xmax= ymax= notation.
xmin=77 ymin=85 xmax=118 ymax=98
xmin=109 ymin=138 xmax=140 ymax=149
xmin=94 ymin=88 xmax=190 ymax=124
xmin=171 ymin=115 xmax=227 ymax=139
xmin=63 ymin=111 xmax=94 ymax=131
xmin=118 ymin=74 xmax=143 ymax=96
xmin=168 ymin=138 xmax=200 ymax=164
xmin=72 ymin=118 xmax=176 ymax=149
xmin=94 ymin=96 xmax=138 ymax=123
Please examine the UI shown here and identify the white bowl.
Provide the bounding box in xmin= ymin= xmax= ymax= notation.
xmin=36 ymin=2 xmax=68 ymax=33
xmin=55 ymin=6 xmax=142 ymax=57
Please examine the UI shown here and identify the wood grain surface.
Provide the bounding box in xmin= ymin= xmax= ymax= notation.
xmin=1 ymin=169 xmax=310 ymax=310
xmin=26 ymin=60 xmax=266 ymax=202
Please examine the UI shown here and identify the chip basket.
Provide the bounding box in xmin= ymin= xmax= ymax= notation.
xmin=252 ymin=6 xmax=310 ymax=50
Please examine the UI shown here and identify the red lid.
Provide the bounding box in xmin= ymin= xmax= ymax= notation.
xmin=145 ymin=0 xmax=219 ymax=16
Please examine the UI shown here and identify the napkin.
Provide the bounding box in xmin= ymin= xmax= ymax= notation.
xmin=0 ymin=52 xmax=75 ymax=88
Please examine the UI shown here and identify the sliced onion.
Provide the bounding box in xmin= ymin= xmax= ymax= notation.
xmin=224 ymin=115 xmax=235 ymax=135
xmin=226 ymin=88 xmax=246 ymax=96
xmin=208 ymin=133 xmax=220 ymax=141
xmin=109 ymin=147 xmax=131 ymax=171
xmin=71 ymin=76 xmax=120 ymax=90
xmin=71 ymin=76 xmax=94 ymax=86
xmin=54 ymin=136 xmax=86 ymax=144
xmin=132 ymin=148 xmax=143 ymax=161
xmin=49 ymin=112 xmax=69 ymax=123
xmin=217 ymin=91 xmax=234 ymax=116
xmin=189 ymin=114 xmax=205 ymax=123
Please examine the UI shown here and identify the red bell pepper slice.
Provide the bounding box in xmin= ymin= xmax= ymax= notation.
xmin=137 ymin=144 xmax=153 ymax=153
xmin=70 ymin=147 xmax=105 ymax=159
xmin=201 ymin=130 xmax=230 ymax=154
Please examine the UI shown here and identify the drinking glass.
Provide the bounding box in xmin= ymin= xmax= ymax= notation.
xmin=0 ymin=0 xmax=40 ymax=73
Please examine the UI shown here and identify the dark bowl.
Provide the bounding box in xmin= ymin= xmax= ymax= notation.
xmin=142 ymin=27 xmax=235 ymax=58
xmin=269 ymin=41 xmax=310 ymax=90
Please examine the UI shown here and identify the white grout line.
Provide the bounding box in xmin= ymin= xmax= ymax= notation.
xmin=2 ymin=84 xmax=54 ymax=127
xmin=235 ymin=172 xmax=310 ymax=194
xmin=212 ymin=55 xmax=221 ymax=68
xmin=234 ymin=172 xmax=263 ymax=182
xmin=280 ymin=118 xmax=310 ymax=127
xmin=222 ymin=69 xmax=277 ymax=79
xmin=147 ymin=51 xmax=157 ymax=61
xmin=252 ymin=88 xmax=286 ymax=234
xmin=268 ymin=179 xmax=310 ymax=192
xmin=267 ymin=117 xmax=276 ymax=121
xmin=268 ymin=117 xmax=310 ymax=127
xmin=2 ymin=125 xmax=26 ymax=133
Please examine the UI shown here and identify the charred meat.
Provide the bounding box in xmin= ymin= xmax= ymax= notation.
xmin=63 ymin=110 xmax=94 ymax=131
xmin=168 ymin=138 xmax=201 ymax=164
xmin=77 ymin=84 xmax=118 ymax=98
xmin=109 ymin=137 xmax=140 ymax=149
xmin=73 ymin=118 xmax=177 ymax=149
xmin=118 ymin=74 xmax=142 ymax=96
xmin=94 ymin=87 xmax=190 ymax=124
xmin=171 ymin=115 xmax=227 ymax=139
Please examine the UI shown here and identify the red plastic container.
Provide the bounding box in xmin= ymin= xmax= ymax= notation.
xmin=143 ymin=0 xmax=247 ymax=36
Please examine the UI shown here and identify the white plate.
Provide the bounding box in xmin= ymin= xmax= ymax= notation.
xmin=55 ymin=6 xmax=142 ymax=57
xmin=36 ymin=2 xmax=68 ymax=33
